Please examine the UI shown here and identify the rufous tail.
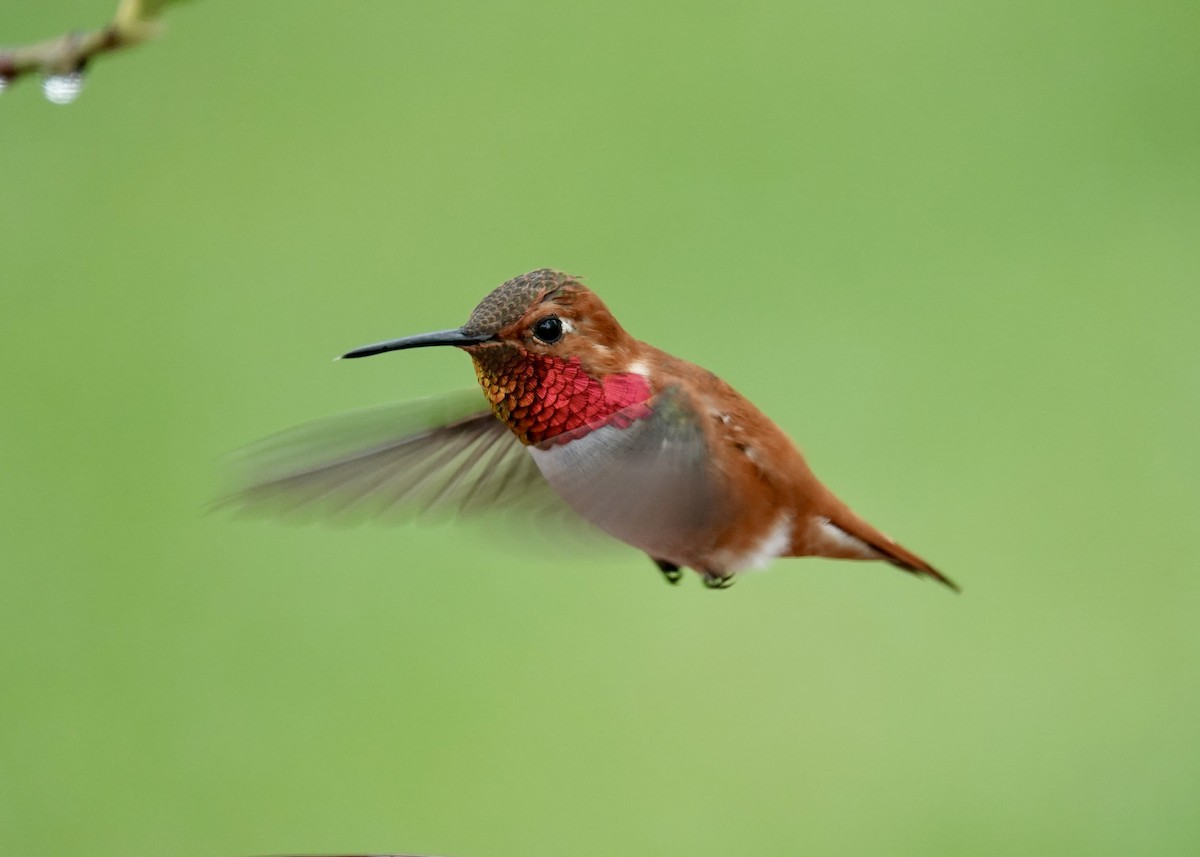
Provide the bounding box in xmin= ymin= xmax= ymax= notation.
xmin=815 ymin=506 xmax=959 ymax=592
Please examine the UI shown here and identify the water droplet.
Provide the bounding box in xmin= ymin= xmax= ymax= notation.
xmin=42 ymin=71 xmax=84 ymax=105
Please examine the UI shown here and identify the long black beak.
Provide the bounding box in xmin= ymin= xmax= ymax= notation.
xmin=340 ymin=328 xmax=494 ymax=359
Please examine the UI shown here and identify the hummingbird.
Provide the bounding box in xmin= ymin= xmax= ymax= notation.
xmin=231 ymin=268 xmax=955 ymax=591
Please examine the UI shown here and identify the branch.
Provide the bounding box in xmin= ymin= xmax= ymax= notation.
xmin=0 ymin=0 xmax=188 ymax=102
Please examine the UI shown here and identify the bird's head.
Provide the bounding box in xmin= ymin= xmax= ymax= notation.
xmin=342 ymin=269 xmax=649 ymax=444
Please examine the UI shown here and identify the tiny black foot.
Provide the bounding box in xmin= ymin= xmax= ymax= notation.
xmin=702 ymin=571 xmax=735 ymax=590
xmin=653 ymin=558 xmax=684 ymax=585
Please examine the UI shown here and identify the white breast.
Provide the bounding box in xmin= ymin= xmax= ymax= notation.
xmin=528 ymin=417 xmax=720 ymax=562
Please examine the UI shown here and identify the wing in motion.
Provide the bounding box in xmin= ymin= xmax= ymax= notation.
xmin=219 ymin=389 xmax=588 ymax=527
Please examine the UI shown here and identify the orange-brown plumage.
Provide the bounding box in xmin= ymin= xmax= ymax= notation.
xmin=704 ymin=366 xmax=946 ymax=576
xmin=608 ymin=343 xmax=956 ymax=589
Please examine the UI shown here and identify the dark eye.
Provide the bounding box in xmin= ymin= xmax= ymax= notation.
xmin=532 ymin=315 xmax=563 ymax=344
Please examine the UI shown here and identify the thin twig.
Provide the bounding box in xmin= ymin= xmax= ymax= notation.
xmin=0 ymin=0 xmax=185 ymax=88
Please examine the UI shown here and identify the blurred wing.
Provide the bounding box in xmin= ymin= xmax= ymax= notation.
xmin=220 ymin=389 xmax=585 ymax=525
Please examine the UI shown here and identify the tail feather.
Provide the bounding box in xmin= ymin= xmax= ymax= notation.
xmin=868 ymin=533 xmax=959 ymax=592
xmin=812 ymin=508 xmax=959 ymax=592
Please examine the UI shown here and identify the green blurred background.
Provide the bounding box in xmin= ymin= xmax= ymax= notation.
xmin=3 ymin=1 xmax=1198 ymax=855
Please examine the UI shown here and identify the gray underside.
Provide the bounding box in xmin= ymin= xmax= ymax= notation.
xmin=528 ymin=390 xmax=723 ymax=564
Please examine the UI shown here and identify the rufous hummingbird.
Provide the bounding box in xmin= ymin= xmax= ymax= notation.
xmin=232 ymin=268 xmax=955 ymax=591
